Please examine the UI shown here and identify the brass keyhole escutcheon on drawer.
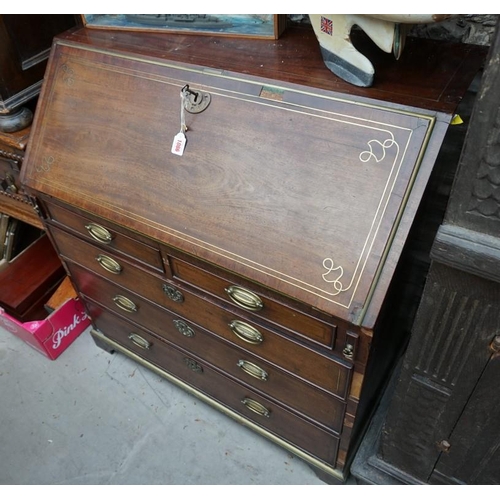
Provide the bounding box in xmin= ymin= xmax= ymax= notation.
xmin=225 ymin=285 xmax=264 ymax=312
xmin=162 ymin=284 xmax=184 ymax=303
xmin=237 ymin=360 xmax=268 ymax=381
xmin=96 ymin=254 xmax=122 ymax=274
xmin=241 ymin=398 xmax=271 ymax=418
xmin=113 ymin=295 xmax=138 ymax=313
xmin=184 ymin=357 xmax=203 ymax=373
xmin=229 ymin=320 xmax=264 ymax=345
xmin=128 ymin=333 xmax=151 ymax=350
xmin=173 ymin=319 xmax=195 ymax=338
xmin=85 ymin=223 xmax=113 ymax=243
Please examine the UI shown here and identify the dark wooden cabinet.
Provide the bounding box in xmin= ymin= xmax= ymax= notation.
xmin=19 ymin=25 xmax=484 ymax=482
xmin=351 ymin=19 xmax=500 ymax=485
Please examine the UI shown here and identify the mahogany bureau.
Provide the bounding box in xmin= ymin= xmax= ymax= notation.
xmin=20 ymin=25 xmax=484 ymax=482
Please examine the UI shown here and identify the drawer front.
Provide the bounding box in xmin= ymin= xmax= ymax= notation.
xmin=89 ymin=303 xmax=340 ymax=466
xmin=45 ymin=203 xmax=163 ymax=272
xmin=70 ymin=262 xmax=345 ymax=431
xmin=55 ymin=227 xmax=351 ymax=397
xmin=166 ymin=253 xmax=336 ymax=349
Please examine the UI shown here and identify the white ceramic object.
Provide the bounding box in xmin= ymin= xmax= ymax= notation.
xmin=309 ymin=14 xmax=454 ymax=87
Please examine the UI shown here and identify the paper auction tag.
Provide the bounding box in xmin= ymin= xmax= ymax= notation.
xmin=171 ymin=132 xmax=187 ymax=156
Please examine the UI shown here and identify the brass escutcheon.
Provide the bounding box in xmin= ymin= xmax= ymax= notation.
xmin=184 ymin=357 xmax=203 ymax=373
xmin=225 ymin=285 xmax=264 ymax=312
xmin=162 ymin=284 xmax=184 ymax=303
xmin=173 ymin=319 xmax=195 ymax=338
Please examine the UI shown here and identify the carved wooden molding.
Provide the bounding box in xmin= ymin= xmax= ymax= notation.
xmin=432 ymin=224 xmax=500 ymax=283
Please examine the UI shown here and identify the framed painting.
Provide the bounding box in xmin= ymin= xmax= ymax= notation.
xmin=81 ymin=14 xmax=287 ymax=39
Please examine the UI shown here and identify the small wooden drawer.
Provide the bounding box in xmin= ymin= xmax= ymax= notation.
xmin=44 ymin=201 xmax=163 ymax=273
xmin=75 ymin=270 xmax=345 ymax=431
xmin=89 ymin=305 xmax=340 ymax=466
xmin=166 ymin=253 xmax=337 ymax=349
xmin=63 ymin=254 xmax=351 ymax=399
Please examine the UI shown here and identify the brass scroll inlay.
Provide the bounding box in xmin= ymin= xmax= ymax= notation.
xmin=359 ymin=135 xmax=399 ymax=163
xmin=225 ymin=285 xmax=263 ymax=312
xmin=113 ymin=295 xmax=138 ymax=313
xmin=85 ymin=223 xmax=113 ymax=243
xmin=229 ymin=320 xmax=263 ymax=345
xmin=96 ymin=254 xmax=122 ymax=274
xmin=36 ymin=156 xmax=54 ymax=173
xmin=237 ymin=360 xmax=268 ymax=381
xmin=241 ymin=398 xmax=271 ymax=418
xmin=128 ymin=333 xmax=151 ymax=350
xmin=61 ymin=63 xmax=75 ymax=86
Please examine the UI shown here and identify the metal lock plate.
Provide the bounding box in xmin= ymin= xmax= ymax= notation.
xmin=182 ymin=85 xmax=211 ymax=114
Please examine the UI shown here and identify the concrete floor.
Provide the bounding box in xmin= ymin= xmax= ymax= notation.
xmin=0 ymin=323 xmax=355 ymax=485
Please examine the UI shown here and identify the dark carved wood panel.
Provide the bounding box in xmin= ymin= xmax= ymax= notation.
xmin=445 ymin=20 xmax=500 ymax=236
xmin=430 ymin=347 xmax=500 ymax=484
xmin=378 ymin=262 xmax=500 ymax=480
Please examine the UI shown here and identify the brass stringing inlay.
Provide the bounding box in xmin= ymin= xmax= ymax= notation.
xmin=322 ymin=133 xmax=401 ymax=295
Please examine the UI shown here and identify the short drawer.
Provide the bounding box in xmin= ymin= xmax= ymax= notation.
xmin=90 ymin=306 xmax=340 ymax=466
xmin=165 ymin=253 xmax=336 ymax=349
xmin=75 ymin=272 xmax=345 ymax=431
xmin=61 ymin=250 xmax=351 ymax=399
xmin=44 ymin=202 xmax=163 ymax=273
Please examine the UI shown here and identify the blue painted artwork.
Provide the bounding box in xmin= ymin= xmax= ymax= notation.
xmin=83 ymin=14 xmax=279 ymax=38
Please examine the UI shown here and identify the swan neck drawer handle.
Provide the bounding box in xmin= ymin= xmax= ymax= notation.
xmin=85 ymin=223 xmax=113 ymax=243
xmin=113 ymin=295 xmax=138 ymax=313
xmin=225 ymin=285 xmax=263 ymax=311
xmin=241 ymin=398 xmax=271 ymax=418
xmin=128 ymin=333 xmax=151 ymax=350
xmin=237 ymin=360 xmax=268 ymax=381
xmin=229 ymin=320 xmax=263 ymax=345
xmin=96 ymin=254 xmax=122 ymax=274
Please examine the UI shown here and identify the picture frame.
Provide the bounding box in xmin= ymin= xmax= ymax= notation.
xmin=80 ymin=14 xmax=287 ymax=40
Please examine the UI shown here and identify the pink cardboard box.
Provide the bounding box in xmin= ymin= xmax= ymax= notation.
xmin=0 ymin=298 xmax=90 ymax=360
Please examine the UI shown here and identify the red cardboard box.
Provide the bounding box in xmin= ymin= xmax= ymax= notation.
xmin=0 ymin=298 xmax=90 ymax=359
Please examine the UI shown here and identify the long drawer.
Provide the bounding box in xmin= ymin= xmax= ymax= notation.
xmin=88 ymin=302 xmax=340 ymax=466
xmin=71 ymin=261 xmax=346 ymax=431
xmin=56 ymin=235 xmax=352 ymax=398
xmin=165 ymin=251 xmax=337 ymax=349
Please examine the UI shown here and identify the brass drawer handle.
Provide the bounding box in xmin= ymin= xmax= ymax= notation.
xmin=113 ymin=295 xmax=138 ymax=313
xmin=225 ymin=285 xmax=263 ymax=312
xmin=241 ymin=397 xmax=271 ymax=418
xmin=162 ymin=284 xmax=184 ymax=303
xmin=128 ymin=333 xmax=151 ymax=350
xmin=173 ymin=319 xmax=195 ymax=337
xmin=229 ymin=320 xmax=263 ymax=345
xmin=237 ymin=360 xmax=268 ymax=381
xmin=96 ymin=254 xmax=122 ymax=274
xmin=85 ymin=223 xmax=113 ymax=243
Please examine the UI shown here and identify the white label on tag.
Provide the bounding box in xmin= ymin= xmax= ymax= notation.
xmin=171 ymin=132 xmax=187 ymax=156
